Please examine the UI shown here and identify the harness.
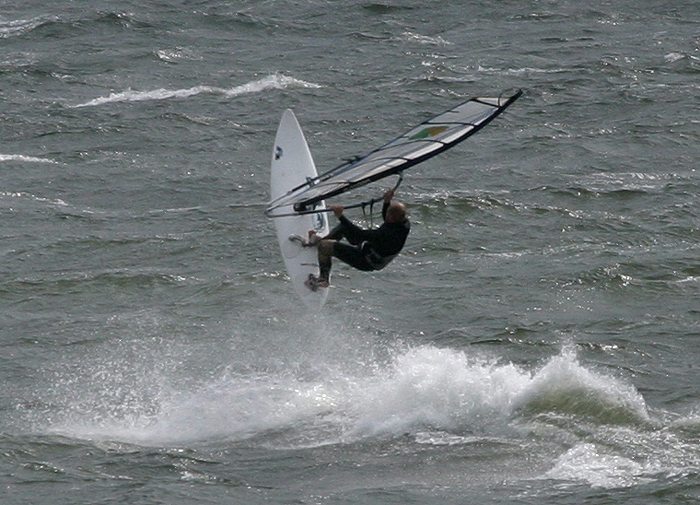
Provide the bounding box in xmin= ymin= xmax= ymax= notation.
xmin=362 ymin=244 xmax=397 ymax=270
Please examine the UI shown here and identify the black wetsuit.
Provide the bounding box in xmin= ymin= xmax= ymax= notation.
xmin=321 ymin=201 xmax=410 ymax=278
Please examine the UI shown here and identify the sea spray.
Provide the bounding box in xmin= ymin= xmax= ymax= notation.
xmin=35 ymin=339 xmax=652 ymax=448
xmin=513 ymin=345 xmax=650 ymax=425
xmin=348 ymin=344 xmax=652 ymax=439
xmin=348 ymin=346 xmax=528 ymax=437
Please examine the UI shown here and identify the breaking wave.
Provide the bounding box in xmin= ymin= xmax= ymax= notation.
xmin=35 ymin=342 xmax=650 ymax=446
xmin=73 ymin=74 xmax=322 ymax=108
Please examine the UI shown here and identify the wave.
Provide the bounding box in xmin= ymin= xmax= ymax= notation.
xmin=350 ymin=345 xmax=650 ymax=438
xmin=0 ymin=191 xmax=66 ymax=208
xmin=0 ymin=16 xmax=54 ymax=38
xmin=73 ymin=74 xmax=322 ymax=108
xmin=543 ymin=443 xmax=650 ymax=488
xmin=34 ymin=342 xmax=650 ymax=447
xmin=396 ymin=31 xmax=452 ymax=46
xmin=154 ymin=47 xmax=202 ymax=64
xmin=513 ymin=347 xmax=650 ymax=425
xmin=3 ymin=271 xmax=191 ymax=300
xmin=0 ymin=154 xmax=58 ymax=164
xmin=362 ymin=3 xmax=416 ymax=14
xmin=477 ymin=64 xmax=573 ymax=75
xmin=540 ymin=415 xmax=700 ymax=489
xmin=1 ymin=11 xmax=153 ymax=40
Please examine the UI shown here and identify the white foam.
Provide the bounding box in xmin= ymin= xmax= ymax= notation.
xmin=41 ymin=344 xmax=651 ymax=448
xmin=670 ymin=413 xmax=700 ymax=434
xmin=543 ymin=443 xmax=650 ymax=488
xmin=398 ymin=31 xmax=452 ymax=46
xmin=348 ymin=346 xmax=528 ymax=437
xmin=74 ymin=74 xmax=322 ymax=108
xmin=51 ymin=373 xmax=340 ymax=445
xmin=664 ymin=52 xmax=686 ymax=63
xmin=0 ymin=191 xmax=67 ymax=206
xmin=155 ymin=47 xmax=202 ymax=63
xmin=0 ymin=154 xmax=58 ymax=164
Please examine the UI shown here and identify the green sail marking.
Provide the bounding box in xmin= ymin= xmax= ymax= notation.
xmin=409 ymin=125 xmax=448 ymax=140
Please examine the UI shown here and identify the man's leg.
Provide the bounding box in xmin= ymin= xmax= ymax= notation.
xmin=316 ymin=240 xmax=374 ymax=284
xmin=316 ymin=240 xmax=334 ymax=287
xmin=304 ymin=222 xmax=345 ymax=248
xmin=324 ymin=223 xmax=347 ymax=241
xmin=304 ymin=220 xmax=348 ymax=249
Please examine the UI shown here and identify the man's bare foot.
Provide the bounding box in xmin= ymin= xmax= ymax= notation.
xmin=289 ymin=233 xmax=320 ymax=248
xmin=305 ymin=274 xmax=329 ymax=291
xmin=306 ymin=230 xmax=321 ymax=246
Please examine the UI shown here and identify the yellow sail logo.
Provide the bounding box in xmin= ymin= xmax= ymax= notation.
xmin=410 ymin=126 xmax=448 ymax=140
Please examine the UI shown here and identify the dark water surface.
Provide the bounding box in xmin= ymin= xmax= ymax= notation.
xmin=1 ymin=1 xmax=699 ymax=503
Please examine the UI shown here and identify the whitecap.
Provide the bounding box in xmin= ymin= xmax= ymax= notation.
xmin=73 ymin=74 xmax=322 ymax=108
xmin=348 ymin=346 xmax=529 ymax=437
xmin=0 ymin=191 xmax=67 ymax=206
xmin=514 ymin=345 xmax=650 ymax=424
xmin=664 ymin=52 xmax=686 ymax=63
xmin=0 ymin=154 xmax=58 ymax=164
xmin=542 ymin=443 xmax=650 ymax=488
xmin=155 ymin=47 xmax=202 ymax=63
xmin=398 ymin=31 xmax=452 ymax=46
xmin=36 ymin=343 xmax=651 ymax=447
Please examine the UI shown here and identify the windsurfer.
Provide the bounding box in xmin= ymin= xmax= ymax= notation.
xmin=304 ymin=190 xmax=410 ymax=290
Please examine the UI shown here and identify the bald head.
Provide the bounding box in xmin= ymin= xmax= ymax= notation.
xmin=385 ymin=201 xmax=407 ymax=224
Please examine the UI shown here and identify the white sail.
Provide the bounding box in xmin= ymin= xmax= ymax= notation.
xmin=266 ymin=90 xmax=522 ymax=216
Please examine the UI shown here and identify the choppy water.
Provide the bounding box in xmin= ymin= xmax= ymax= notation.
xmin=1 ymin=1 xmax=699 ymax=504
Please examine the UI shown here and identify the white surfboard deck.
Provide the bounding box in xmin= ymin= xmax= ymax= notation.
xmin=270 ymin=109 xmax=330 ymax=309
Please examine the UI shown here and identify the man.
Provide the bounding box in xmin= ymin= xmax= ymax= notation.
xmin=303 ymin=190 xmax=410 ymax=290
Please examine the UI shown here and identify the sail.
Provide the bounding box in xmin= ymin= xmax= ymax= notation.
xmin=266 ymin=90 xmax=521 ymax=216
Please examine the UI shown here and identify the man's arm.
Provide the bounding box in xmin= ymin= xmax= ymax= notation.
xmin=328 ymin=204 xmax=377 ymax=243
xmin=381 ymin=189 xmax=394 ymax=221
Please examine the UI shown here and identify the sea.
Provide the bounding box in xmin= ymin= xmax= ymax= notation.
xmin=1 ymin=1 xmax=699 ymax=504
